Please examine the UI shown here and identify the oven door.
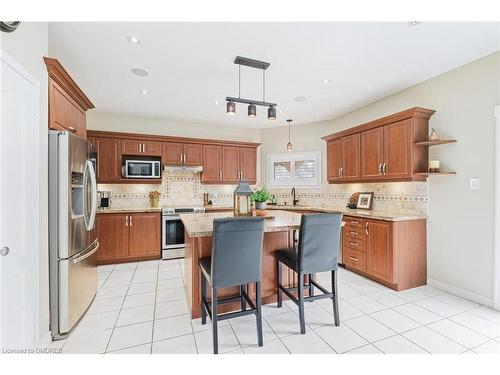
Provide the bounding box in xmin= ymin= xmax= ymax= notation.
xmin=162 ymin=215 xmax=185 ymax=249
xmin=125 ymin=160 xmax=160 ymax=179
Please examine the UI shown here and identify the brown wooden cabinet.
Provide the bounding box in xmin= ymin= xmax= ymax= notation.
xmin=88 ymin=130 xmax=260 ymax=185
xmin=222 ymin=146 xmax=240 ymax=183
xmin=96 ymin=137 xmax=121 ymax=181
xmin=96 ymin=212 xmax=160 ymax=264
xmin=342 ymin=215 xmax=426 ymax=291
xmin=360 ymin=127 xmax=384 ymax=180
xmin=201 ymin=145 xmax=222 ymax=183
xmin=44 ymin=57 xmax=94 ymax=139
xmin=327 ymin=135 xmax=360 ymax=182
xmin=323 ymin=108 xmax=435 ymax=183
xmin=163 ymin=142 xmax=202 ymax=165
xmin=240 ymin=147 xmax=257 ymax=183
xmin=96 ymin=214 xmax=129 ymax=263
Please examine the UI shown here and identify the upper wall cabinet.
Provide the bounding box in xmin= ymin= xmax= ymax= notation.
xmin=44 ymin=57 xmax=94 ymax=139
xmin=322 ymin=107 xmax=435 ymax=183
xmin=88 ymin=130 xmax=260 ymax=185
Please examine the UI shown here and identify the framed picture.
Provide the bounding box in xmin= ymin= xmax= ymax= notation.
xmin=356 ymin=192 xmax=374 ymax=210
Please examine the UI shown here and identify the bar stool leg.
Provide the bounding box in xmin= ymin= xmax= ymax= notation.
xmin=255 ymin=282 xmax=263 ymax=347
xmin=201 ymin=273 xmax=207 ymax=325
xmin=212 ymin=287 xmax=219 ymax=354
xmin=298 ymin=272 xmax=306 ymax=334
xmin=331 ymin=270 xmax=340 ymax=326
xmin=308 ymin=273 xmax=314 ymax=298
xmin=277 ymin=261 xmax=283 ymax=308
xmin=240 ymin=284 xmax=247 ymax=311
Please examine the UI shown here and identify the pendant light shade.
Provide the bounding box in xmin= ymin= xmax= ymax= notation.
xmin=286 ymin=119 xmax=293 ymax=152
xmin=226 ymin=100 xmax=236 ymax=115
xmin=268 ymin=106 xmax=276 ymax=120
xmin=248 ymin=103 xmax=257 ymax=117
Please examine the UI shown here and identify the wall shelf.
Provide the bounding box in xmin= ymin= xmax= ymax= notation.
xmin=414 ymin=139 xmax=457 ymax=146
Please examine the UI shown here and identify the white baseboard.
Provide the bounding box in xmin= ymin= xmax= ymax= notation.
xmin=427 ymin=277 xmax=494 ymax=309
xmin=38 ymin=332 xmax=52 ymax=348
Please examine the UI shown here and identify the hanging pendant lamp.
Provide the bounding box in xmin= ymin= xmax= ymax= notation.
xmin=286 ymin=119 xmax=293 ymax=152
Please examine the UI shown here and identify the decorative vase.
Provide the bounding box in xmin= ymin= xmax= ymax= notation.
xmin=255 ymin=201 xmax=267 ymax=210
xmin=150 ymin=197 xmax=159 ymax=208
xmin=429 ymin=128 xmax=440 ymax=141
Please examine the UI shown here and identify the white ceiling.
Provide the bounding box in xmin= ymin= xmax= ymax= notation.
xmin=48 ymin=22 xmax=500 ymax=128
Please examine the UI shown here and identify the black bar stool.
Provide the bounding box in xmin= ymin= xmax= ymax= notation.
xmin=276 ymin=213 xmax=342 ymax=334
xmin=200 ymin=217 xmax=265 ymax=354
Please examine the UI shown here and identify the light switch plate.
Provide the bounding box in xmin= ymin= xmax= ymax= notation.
xmin=470 ymin=178 xmax=480 ymax=190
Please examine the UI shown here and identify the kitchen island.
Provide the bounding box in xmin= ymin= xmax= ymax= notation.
xmin=181 ymin=210 xmax=306 ymax=319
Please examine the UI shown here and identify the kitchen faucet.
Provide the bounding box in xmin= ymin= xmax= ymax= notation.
xmin=291 ymin=187 xmax=299 ymax=206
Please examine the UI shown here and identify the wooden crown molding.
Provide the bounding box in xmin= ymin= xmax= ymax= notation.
xmin=43 ymin=57 xmax=95 ymax=111
xmin=87 ymin=130 xmax=261 ymax=148
xmin=321 ymin=107 xmax=435 ymax=142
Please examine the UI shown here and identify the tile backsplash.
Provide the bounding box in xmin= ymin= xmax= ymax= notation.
xmin=99 ymin=171 xmax=428 ymax=214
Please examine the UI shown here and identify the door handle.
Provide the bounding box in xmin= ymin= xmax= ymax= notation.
xmin=125 ymin=216 xmax=129 ymax=227
xmin=383 ymin=163 xmax=387 ymax=175
xmin=0 ymin=247 xmax=9 ymax=256
xmin=365 ymin=222 xmax=369 ymax=235
xmin=73 ymin=242 xmax=99 ymax=264
xmin=129 ymin=216 xmax=133 ymax=226
xmin=378 ymin=163 xmax=383 ymax=175
xmin=219 ymin=170 xmax=222 ymax=179
xmin=68 ymin=126 xmax=77 ymax=133
xmin=348 ymin=256 xmax=359 ymax=262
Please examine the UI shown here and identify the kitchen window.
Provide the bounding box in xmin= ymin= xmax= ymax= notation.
xmin=267 ymin=151 xmax=321 ymax=187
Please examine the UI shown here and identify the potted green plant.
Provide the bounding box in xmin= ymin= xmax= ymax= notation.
xmin=251 ymin=186 xmax=271 ymax=210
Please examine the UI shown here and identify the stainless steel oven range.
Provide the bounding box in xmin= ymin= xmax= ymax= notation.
xmin=162 ymin=206 xmax=205 ymax=260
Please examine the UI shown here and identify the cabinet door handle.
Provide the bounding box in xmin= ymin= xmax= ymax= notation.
xmin=365 ymin=222 xmax=369 ymax=235
xmin=349 ymin=242 xmax=358 ymax=246
xmin=349 ymin=256 xmax=359 ymax=262
xmin=341 ymin=167 xmax=344 ymax=177
xmin=142 ymin=143 xmax=145 ymax=153
xmin=219 ymin=170 xmax=222 ymax=179
xmin=129 ymin=216 xmax=133 ymax=226
xmin=383 ymin=163 xmax=387 ymax=175
xmin=125 ymin=216 xmax=128 ymax=227
xmin=349 ymin=231 xmax=359 ymax=235
xmin=378 ymin=163 xmax=383 ymax=175
xmin=68 ymin=126 xmax=77 ymax=133
xmin=349 ymin=220 xmax=359 ymax=224
xmin=338 ymin=168 xmax=341 ymax=178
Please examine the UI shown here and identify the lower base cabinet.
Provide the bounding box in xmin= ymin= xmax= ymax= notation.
xmin=342 ymin=215 xmax=426 ymax=291
xmin=97 ymin=212 xmax=161 ymax=264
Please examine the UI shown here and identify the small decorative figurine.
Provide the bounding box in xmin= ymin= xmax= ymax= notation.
xmin=429 ymin=128 xmax=440 ymax=141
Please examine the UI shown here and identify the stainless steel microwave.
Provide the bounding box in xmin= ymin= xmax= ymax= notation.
xmin=123 ymin=159 xmax=161 ymax=179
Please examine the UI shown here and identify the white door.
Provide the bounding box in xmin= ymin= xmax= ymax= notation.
xmin=0 ymin=51 xmax=40 ymax=350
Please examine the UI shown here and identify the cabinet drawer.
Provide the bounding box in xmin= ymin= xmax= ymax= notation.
xmin=343 ymin=237 xmax=366 ymax=252
xmin=343 ymin=226 xmax=367 ymax=241
xmin=343 ymin=216 xmax=365 ymax=229
xmin=343 ymin=247 xmax=367 ymax=272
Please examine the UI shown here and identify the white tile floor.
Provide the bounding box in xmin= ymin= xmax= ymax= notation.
xmin=50 ymin=259 xmax=500 ymax=354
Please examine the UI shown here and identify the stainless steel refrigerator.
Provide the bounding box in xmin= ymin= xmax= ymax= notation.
xmin=48 ymin=130 xmax=99 ymax=339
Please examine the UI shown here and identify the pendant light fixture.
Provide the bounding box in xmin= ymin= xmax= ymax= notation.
xmin=226 ymin=56 xmax=278 ymax=120
xmin=286 ymin=119 xmax=293 ymax=152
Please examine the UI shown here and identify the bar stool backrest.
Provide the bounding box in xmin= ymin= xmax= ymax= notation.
xmin=211 ymin=217 xmax=265 ymax=288
xmin=298 ymin=213 xmax=342 ymax=274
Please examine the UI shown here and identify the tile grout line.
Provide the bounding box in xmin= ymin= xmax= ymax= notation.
xmin=103 ymin=263 xmax=138 ymax=353
xmin=149 ymin=261 xmax=161 ymax=354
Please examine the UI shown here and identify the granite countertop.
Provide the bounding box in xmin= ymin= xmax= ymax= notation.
xmin=97 ymin=207 xmax=162 ymax=214
xmin=180 ymin=210 xmax=303 ymax=237
xmin=203 ymin=204 xmax=426 ymax=222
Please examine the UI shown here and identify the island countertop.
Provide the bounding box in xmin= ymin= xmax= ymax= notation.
xmin=180 ymin=210 xmax=303 ymax=237
xmin=203 ymin=205 xmax=427 ymax=222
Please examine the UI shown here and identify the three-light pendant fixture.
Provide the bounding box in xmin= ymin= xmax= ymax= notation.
xmin=226 ymin=56 xmax=277 ymax=120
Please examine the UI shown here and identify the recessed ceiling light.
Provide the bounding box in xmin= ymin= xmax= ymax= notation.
xmin=139 ymin=89 xmax=148 ymax=95
xmin=408 ymin=21 xmax=421 ymax=26
xmin=323 ymin=79 xmax=330 ymax=84
xmin=294 ymin=96 xmax=306 ymax=102
xmin=126 ymin=35 xmax=141 ymax=45
xmin=214 ymin=100 xmax=220 ymax=105
xmin=131 ymin=68 xmax=149 ymax=77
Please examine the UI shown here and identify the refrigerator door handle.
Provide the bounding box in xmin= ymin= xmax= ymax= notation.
xmin=73 ymin=240 xmax=99 ymax=264
xmin=83 ymin=160 xmax=98 ymax=231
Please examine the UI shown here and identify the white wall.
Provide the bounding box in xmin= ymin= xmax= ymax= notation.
xmin=0 ymin=22 xmax=50 ymax=343
xmin=260 ymin=51 xmax=500 ymax=304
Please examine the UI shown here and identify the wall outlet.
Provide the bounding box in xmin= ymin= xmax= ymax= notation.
xmin=470 ymin=178 xmax=480 ymax=190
